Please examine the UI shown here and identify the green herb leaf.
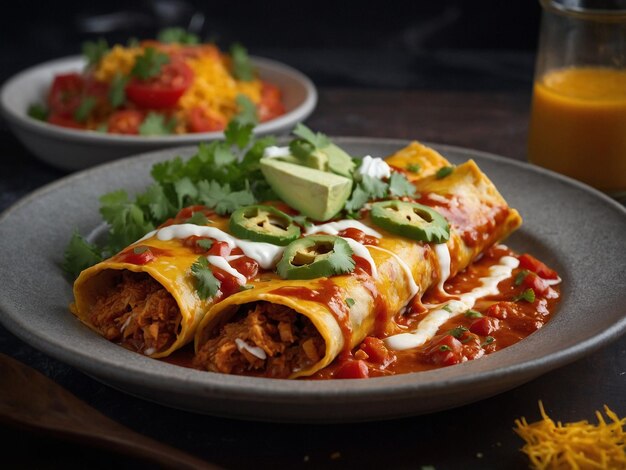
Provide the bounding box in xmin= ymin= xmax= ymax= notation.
xmin=481 ymin=336 xmax=495 ymax=346
xmin=230 ymin=43 xmax=254 ymax=81
xmin=109 ymin=73 xmax=128 ymax=108
xmin=361 ymin=175 xmax=389 ymax=199
xmin=514 ymin=269 xmax=529 ymax=286
xmin=439 ymin=345 xmax=451 ymax=352
xmin=465 ymin=309 xmax=483 ymax=319
xmin=28 ymin=103 xmax=48 ymax=121
xmin=344 ymin=185 xmax=370 ymax=213
xmin=174 ymin=177 xmax=199 ymax=209
xmin=62 ymin=232 xmax=103 ymax=279
xmin=448 ymin=326 xmax=468 ymax=338
xmin=185 ymin=211 xmax=209 ymax=226
xmin=292 ymin=123 xmax=330 ymax=149
xmin=73 ymin=96 xmax=97 ymax=123
xmin=513 ymin=288 xmax=536 ymax=303
xmin=99 ymin=190 xmax=155 ymax=254
xmin=196 ymin=180 xmax=256 ymax=215
xmin=407 ymin=163 xmax=421 ymax=173
xmin=139 ymin=112 xmax=176 ymax=136
xmin=131 ymin=47 xmax=170 ymax=80
xmin=191 ymin=257 xmax=220 ymax=299
xmin=224 ymin=119 xmax=255 ymax=149
xmin=157 ymin=27 xmax=200 ymax=45
xmin=133 ymin=245 xmax=149 ymax=254
xmin=196 ymin=239 xmax=213 ymax=251
xmin=135 ymin=184 xmax=176 ymax=222
xmin=389 ymin=172 xmax=417 ymax=197
xmin=346 ymin=298 xmax=356 ymax=308
xmin=234 ymin=94 xmax=258 ymax=126
xmin=442 ymin=304 xmax=453 ymax=313
xmin=127 ymin=37 xmax=140 ymax=48
xmin=82 ymin=38 xmax=109 ymax=67
xmin=328 ymin=238 xmax=356 ymax=275
xmin=436 ymin=166 xmax=454 ymax=179
xmin=240 ymin=284 xmax=255 ymax=291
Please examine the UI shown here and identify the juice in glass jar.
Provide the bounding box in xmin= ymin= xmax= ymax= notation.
xmin=528 ymin=67 xmax=626 ymax=194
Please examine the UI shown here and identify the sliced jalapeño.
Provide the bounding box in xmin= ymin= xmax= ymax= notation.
xmin=277 ymin=235 xmax=355 ymax=280
xmin=229 ymin=205 xmax=300 ymax=246
xmin=370 ymin=200 xmax=450 ymax=243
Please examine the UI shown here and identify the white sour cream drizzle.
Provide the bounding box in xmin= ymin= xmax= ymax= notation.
xmin=434 ymin=243 xmax=451 ymax=293
xmin=139 ymin=224 xmax=284 ymax=270
xmin=207 ymin=256 xmax=247 ymax=284
xmin=369 ymin=246 xmax=419 ymax=299
xmin=384 ymin=255 xmax=520 ymax=351
xmin=235 ymin=338 xmax=267 ymax=360
xmin=305 ymin=220 xmax=382 ymax=238
xmin=358 ymin=155 xmax=391 ymax=179
xmin=262 ymin=146 xmax=291 ymax=159
xmin=342 ymin=237 xmax=378 ymax=279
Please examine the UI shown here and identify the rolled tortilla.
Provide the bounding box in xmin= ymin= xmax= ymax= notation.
xmin=193 ymin=145 xmax=522 ymax=378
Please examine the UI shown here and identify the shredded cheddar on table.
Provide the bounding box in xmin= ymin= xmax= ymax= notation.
xmin=515 ymin=401 xmax=626 ymax=469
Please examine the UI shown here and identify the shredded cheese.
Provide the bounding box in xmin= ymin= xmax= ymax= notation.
xmin=514 ymin=401 xmax=626 ymax=469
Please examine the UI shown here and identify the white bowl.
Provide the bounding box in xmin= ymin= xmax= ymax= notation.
xmin=0 ymin=55 xmax=317 ymax=171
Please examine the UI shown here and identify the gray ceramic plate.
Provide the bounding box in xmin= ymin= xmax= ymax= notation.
xmin=0 ymin=138 xmax=624 ymax=423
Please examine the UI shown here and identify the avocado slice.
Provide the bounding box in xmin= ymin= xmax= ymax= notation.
xmin=324 ymin=144 xmax=356 ymax=178
xmin=261 ymin=159 xmax=353 ymax=221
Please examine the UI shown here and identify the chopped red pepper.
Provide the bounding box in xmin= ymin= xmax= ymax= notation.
xmin=518 ymin=254 xmax=558 ymax=280
xmin=469 ymin=316 xmax=501 ymax=336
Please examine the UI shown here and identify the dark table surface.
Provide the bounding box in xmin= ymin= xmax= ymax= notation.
xmin=1 ymin=59 xmax=625 ymax=469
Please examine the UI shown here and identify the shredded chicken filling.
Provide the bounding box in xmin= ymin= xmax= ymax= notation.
xmin=89 ymin=271 xmax=182 ymax=354
xmin=194 ymin=303 xmax=326 ymax=378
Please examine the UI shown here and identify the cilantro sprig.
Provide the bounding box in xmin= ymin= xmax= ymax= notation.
xmin=157 ymin=27 xmax=200 ymax=45
xmin=191 ymin=257 xmax=221 ymax=299
xmin=139 ymin=113 xmax=177 ymax=136
xmin=230 ymin=43 xmax=254 ymax=81
xmin=62 ymin=232 xmax=103 ymax=279
xmin=131 ymin=47 xmax=170 ymax=80
xmin=82 ymin=39 xmax=109 ymax=67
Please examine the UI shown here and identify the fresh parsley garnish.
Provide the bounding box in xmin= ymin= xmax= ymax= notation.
xmin=62 ymin=232 xmax=103 ymax=279
xmin=328 ymin=239 xmax=356 ymax=275
xmin=292 ymin=123 xmax=331 ymax=149
xmin=28 ymin=103 xmax=48 ymax=121
xmin=191 ymin=257 xmax=220 ymax=299
xmin=481 ymin=336 xmax=495 ymax=346
xmin=82 ymin=39 xmax=109 ymax=67
xmin=157 ymin=27 xmax=200 ymax=45
xmin=442 ymin=304 xmax=453 ymax=313
xmin=240 ymin=284 xmax=255 ymax=291
xmin=230 ymin=43 xmax=254 ymax=81
xmin=234 ymin=94 xmax=258 ymax=127
xmin=514 ymin=269 xmax=529 ymax=286
xmin=346 ymin=298 xmax=356 ymax=308
xmin=109 ymin=73 xmax=128 ymax=108
xmin=436 ymin=166 xmax=454 ymax=179
xmin=139 ymin=113 xmax=176 ymax=136
xmin=131 ymin=47 xmax=170 ymax=80
xmin=407 ymin=163 xmax=421 ymax=173
xmin=439 ymin=345 xmax=451 ymax=352
xmin=465 ymin=309 xmax=483 ymax=319
xmin=185 ymin=211 xmax=209 ymax=226
xmin=388 ymin=172 xmax=417 ymax=197
xmin=448 ymin=326 xmax=468 ymax=338
xmin=73 ymin=96 xmax=97 ymax=123
xmin=196 ymin=239 xmax=213 ymax=251
xmin=513 ymin=288 xmax=536 ymax=303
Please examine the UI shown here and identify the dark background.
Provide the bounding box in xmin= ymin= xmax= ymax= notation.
xmin=1 ymin=0 xmax=541 ymax=90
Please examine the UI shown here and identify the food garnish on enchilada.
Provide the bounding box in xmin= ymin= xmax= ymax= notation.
xmin=66 ymin=121 xmax=561 ymax=378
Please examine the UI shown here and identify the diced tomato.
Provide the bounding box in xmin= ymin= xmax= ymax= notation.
xmin=338 ymin=228 xmax=379 ymax=246
xmin=258 ymin=82 xmax=285 ymax=122
xmin=212 ymin=269 xmax=240 ymax=297
xmin=188 ymin=106 xmax=227 ymax=133
xmin=335 ymin=359 xmax=369 ymax=379
xmin=230 ymin=256 xmax=259 ymax=280
xmin=426 ymin=335 xmax=464 ymax=366
xmin=47 ymin=113 xmax=84 ymax=129
xmin=175 ymin=205 xmax=213 ymax=220
xmin=522 ymin=272 xmax=549 ymax=296
xmin=359 ymin=337 xmax=394 ymax=366
xmin=119 ymin=248 xmax=156 ymax=265
xmin=207 ymin=241 xmax=231 ymax=257
xmin=48 ymin=73 xmax=84 ymax=117
xmin=107 ymin=110 xmax=144 ymax=134
xmin=518 ymin=254 xmax=558 ymax=280
xmin=126 ymin=60 xmax=194 ymax=109
xmin=469 ymin=316 xmax=501 ymax=336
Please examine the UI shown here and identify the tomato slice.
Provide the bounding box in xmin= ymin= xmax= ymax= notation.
xmin=518 ymin=254 xmax=558 ymax=280
xmin=48 ymin=73 xmax=84 ymax=117
xmin=188 ymin=106 xmax=227 ymax=133
xmin=126 ymin=60 xmax=194 ymax=109
xmin=258 ymin=82 xmax=285 ymax=122
xmin=107 ymin=110 xmax=144 ymax=134
xmin=48 ymin=113 xmax=84 ymax=129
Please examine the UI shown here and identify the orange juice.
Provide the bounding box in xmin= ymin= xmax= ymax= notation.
xmin=528 ymin=67 xmax=626 ymax=193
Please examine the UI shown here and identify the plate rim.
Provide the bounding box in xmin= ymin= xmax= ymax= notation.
xmin=0 ymin=138 xmax=625 ymax=405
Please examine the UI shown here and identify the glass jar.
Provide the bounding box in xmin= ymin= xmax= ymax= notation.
xmin=528 ymin=0 xmax=626 ymax=198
